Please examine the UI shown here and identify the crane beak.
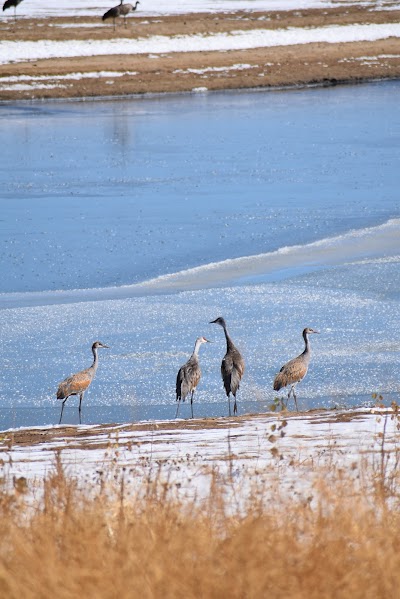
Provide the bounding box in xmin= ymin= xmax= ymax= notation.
xmin=101 ymin=344 xmax=110 ymax=348
xmin=204 ymin=338 xmax=212 ymax=343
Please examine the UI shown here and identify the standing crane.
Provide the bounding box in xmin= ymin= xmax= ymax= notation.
xmin=176 ymin=336 xmax=210 ymax=419
xmin=210 ymin=317 xmax=245 ymax=416
xmin=56 ymin=341 xmax=109 ymax=425
xmin=119 ymin=1 xmax=140 ymax=26
xmin=102 ymin=0 xmax=139 ymax=30
xmin=273 ymin=327 xmax=319 ymax=411
xmin=3 ymin=0 xmax=24 ymax=21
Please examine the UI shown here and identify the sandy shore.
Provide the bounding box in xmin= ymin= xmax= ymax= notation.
xmin=1 ymin=5 xmax=400 ymax=101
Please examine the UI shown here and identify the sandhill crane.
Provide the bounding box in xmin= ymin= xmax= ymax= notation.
xmin=56 ymin=341 xmax=109 ymax=425
xmin=210 ymin=317 xmax=245 ymax=417
xmin=120 ymin=1 xmax=140 ymax=26
xmin=176 ymin=336 xmax=210 ymax=419
xmin=273 ymin=327 xmax=319 ymax=411
xmin=102 ymin=0 xmax=122 ymax=30
xmin=3 ymin=0 xmax=24 ymax=21
xmin=102 ymin=0 xmax=139 ymax=30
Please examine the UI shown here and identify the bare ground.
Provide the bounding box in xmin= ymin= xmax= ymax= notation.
xmin=1 ymin=5 xmax=400 ymax=101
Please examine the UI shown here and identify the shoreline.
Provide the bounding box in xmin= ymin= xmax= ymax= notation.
xmin=0 ymin=405 xmax=395 ymax=492
xmin=1 ymin=74 xmax=398 ymax=106
xmin=1 ymin=6 xmax=400 ymax=102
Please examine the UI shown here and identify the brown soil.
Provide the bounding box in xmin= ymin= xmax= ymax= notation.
xmin=0 ymin=408 xmax=371 ymax=452
xmin=1 ymin=5 xmax=400 ymax=101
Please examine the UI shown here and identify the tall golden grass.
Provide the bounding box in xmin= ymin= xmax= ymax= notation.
xmin=0 ymin=436 xmax=400 ymax=599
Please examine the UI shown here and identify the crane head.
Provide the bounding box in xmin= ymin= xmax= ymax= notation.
xmin=209 ymin=317 xmax=226 ymax=328
xmin=303 ymin=328 xmax=319 ymax=335
xmin=92 ymin=341 xmax=110 ymax=349
xmin=198 ymin=336 xmax=211 ymax=344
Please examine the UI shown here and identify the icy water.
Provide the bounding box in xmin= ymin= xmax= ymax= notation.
xmin=0 ymin=81 xmax=399 ymax=428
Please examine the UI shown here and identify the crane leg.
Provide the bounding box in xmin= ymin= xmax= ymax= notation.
xmin=78 ymin=393 xmax=84 ymax=424
xmin=175 ymin=399 xmax=181 ymax=418
xmin=293 ymin=388 xmax=299 ymax=412
xmin=233 ymin=397 xmax=237 ymax=415
xmin=59 ymin=399 xmax=67 ymax=425
xmin=285 ymin=387 xmax=293 ymax=408
xmin=228 ymin=396 xmax=231 ymax=417
xmin=190 ymin=391 xmax=194 ymax=419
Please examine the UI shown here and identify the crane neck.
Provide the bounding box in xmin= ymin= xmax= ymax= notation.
xmin=302 ymin=330 xmax=311 ymax=355
xmin=192 ymin=339 xmax=203 ymax=358
xmin=91 ymin=346 xmax=99 ymax=371
xmin=222 ymin=325 xmax=236 ymax=352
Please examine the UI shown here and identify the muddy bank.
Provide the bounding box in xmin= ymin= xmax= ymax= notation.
xmin=1 ymin=6 xmax=400 ymax=101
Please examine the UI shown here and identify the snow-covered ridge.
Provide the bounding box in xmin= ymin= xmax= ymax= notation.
xmin=3 ymin=409 xmax=397 ymax=503
xmin=2 ymin=22 xmax=400 ymax=65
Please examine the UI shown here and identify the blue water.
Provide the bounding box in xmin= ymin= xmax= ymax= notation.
xmin=0 ymin=82 xmax=399 ymax=427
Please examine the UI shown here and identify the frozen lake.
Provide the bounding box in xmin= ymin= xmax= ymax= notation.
xmin=0 ymin=81 xmax=399 ymax=427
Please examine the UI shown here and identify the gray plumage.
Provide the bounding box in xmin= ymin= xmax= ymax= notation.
xmin=56 ymin=341 xmax=109 ymax=425
xmin=119 ymin=0 xmax=139 ymax=25
xmin=176 ymin=336 xmax=210 ymax=419
xmin=102 ymin=0 xmax=139 ymax=29
xmin=273 ymin=327 xmax=319 ymax=411
xmin=210 ymin=317 xmax=245 ymax=416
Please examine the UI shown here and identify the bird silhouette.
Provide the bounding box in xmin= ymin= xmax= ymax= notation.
xmin=273 ymin=327 xmax=319 ymax=411
xmin=176 ymin=336 xmax=210 ymax=419
xmin=56 ymin=341 xmax=109 ymax=425
xmin=3 ymin=0 xmax=24 ymax=20
xmin=210 ymin=317 xmax=245 ymax=416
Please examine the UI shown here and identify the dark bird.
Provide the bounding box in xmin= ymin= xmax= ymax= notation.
xmin=56 ymin=341 xmax=109 ymax=425
xmin=273 ymin=327 xmax=319 ymax=411
xmin=3 ymin=0 xmax=24 ymax=20
xmin=210 ymin=317 xmax=245 ymax=416
xmin=102 ymin=0 xmax=139 ymax=30
xmin=176 ymin=336 xmax=210 ymax=419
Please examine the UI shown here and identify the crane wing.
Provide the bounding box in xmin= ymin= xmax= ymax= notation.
xmin=273 ymin=356 xmax=307 ymax=391
xmin=221 ymin=350 xmax=245 ymax=398
xmin=176 ymin=361 xmax=201 ymax=401
xmin=57 ymin=368 xmax=92 ymax=399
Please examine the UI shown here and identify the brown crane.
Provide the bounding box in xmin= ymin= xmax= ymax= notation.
xmin=210 ymin=317 xmax=245 ymax=416
xmin=273 ymin=327 xmax=319 ymax=411
xmin=56 ymin=341 xmax=109 ymax=425
xmin=176 ymin=336 xmax=210 ymax=419
xmin=3 ymin=0 xmax=24 ymax=21
xmin=102 ymin=0 xmax=139 ymax=30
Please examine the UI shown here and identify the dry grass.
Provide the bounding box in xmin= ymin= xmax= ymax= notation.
xmin=0 ymin=442 xmax=400 ymax=599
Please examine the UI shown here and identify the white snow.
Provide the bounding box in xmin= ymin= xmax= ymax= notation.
xmin=2 ymin=22 xmax=400 ymax=66
xmin=2 ymin=83 xmax=67 ymax=91
xmin=2 ymin=409 xmax=398 ymax=504
xmin=0 ymin=71 xmax=138 ymax=91
xmin=3 ymin=0 xmax=400 ymax=18
xmin=0 ymin=0 xmax=360 ymax=18
xmin=173 ymin=63 xmax=257 ymax=74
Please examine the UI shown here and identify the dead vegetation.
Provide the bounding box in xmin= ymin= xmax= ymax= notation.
xmin=0 ymin=406 xmax=400 ymax=598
